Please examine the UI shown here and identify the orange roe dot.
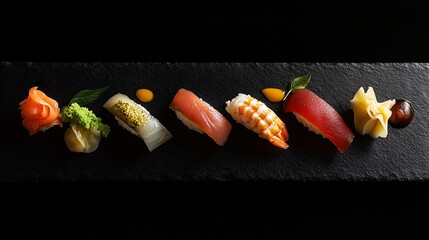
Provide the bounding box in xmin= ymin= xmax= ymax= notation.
xmin=136 ymin=89 xmax=154 ymax=103
xmin=261 ymin=88 xmax=285 ymax=102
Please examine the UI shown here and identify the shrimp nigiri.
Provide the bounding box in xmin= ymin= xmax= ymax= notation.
xmin=225 ymin=93 xmax=289 ymax=149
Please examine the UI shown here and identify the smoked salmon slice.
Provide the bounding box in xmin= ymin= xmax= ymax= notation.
xmin=19 ymin=86 xmax=62 ymax=135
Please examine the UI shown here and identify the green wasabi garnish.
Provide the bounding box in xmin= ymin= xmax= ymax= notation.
xmin=61 ymin=103 xmax=110 ymax=138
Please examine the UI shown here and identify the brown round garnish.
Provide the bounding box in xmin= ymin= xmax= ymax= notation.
xmin=389 ymin=99 xmax=414 ymax=128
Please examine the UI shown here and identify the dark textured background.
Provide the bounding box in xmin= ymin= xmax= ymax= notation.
xmin=2 ymin=1 xmax=429 ymax=238
xmin=1 ymin=62 xmax=427 ymax=181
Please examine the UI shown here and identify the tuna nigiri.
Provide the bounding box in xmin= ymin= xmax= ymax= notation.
xmin=283 ymin=89 xmax=354 ymax=153
xmin=170 ymin=88 xmax=232 ymax=146
xmin=103 ymin=93 xmax=172 ymax=152
xmin=19 ymin=86 xmax=62 ymax=135
xmin=226 ymin=93 xmax=289 ymax=149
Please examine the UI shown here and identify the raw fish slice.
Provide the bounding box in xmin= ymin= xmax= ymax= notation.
xmin=283 ymin=89 xmax=354 ymax=153
xmin=103 ymin=93 xmax=172 ymax=152
xmin=169 ymin=88 xmax=232 ymax=146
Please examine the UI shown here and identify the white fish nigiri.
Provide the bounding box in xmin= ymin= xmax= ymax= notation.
xmin=103 ymin=93 xmax=172 ymax=152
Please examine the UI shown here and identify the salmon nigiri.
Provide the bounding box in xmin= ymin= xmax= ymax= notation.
xmin=283 ymin=89 xmax=354 ymax=153
xmin=170 ymin=88 xmax=232 ymax=146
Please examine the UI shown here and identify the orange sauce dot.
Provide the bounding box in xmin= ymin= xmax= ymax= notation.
xmin=136 ymin=89 xmax=154 ymax=103
xmin=261 ymin=88 xmax=285 ymax=102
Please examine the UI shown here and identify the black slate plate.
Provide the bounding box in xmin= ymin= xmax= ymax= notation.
xmin=1 ymin=62 xmax=428 ymax=181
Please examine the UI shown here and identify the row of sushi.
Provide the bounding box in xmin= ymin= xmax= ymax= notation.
xmin=105 ymin=85 xmax=364 ymax=153
xmin=19 ymin=75 xmax=413 ymax=154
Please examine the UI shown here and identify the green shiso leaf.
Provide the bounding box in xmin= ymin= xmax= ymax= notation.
xmin=283 ymin=74 xmax=311 ymax=101
xmin=68 ymin=86 xmax=109 ymax=106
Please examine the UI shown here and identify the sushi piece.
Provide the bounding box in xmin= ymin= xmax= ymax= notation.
xmin=103 ymin=93 xmax=172 ymax=152
xmin=169 ymin=88 xmax=232 ymax=146
xmin=61 ymin=102 xmax=110 ymax=153
xmin=225 ymin=93 xmax=289 ymax=149
xmin=283 ymin=89 xmax=354 ymax=153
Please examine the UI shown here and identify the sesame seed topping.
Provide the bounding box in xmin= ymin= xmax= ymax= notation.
xmin=112 ymin=100 xmax=147 ymax=128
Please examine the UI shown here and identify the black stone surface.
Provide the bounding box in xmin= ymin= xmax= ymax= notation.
xmin=1 ymin=62 xmax=428 ymax=181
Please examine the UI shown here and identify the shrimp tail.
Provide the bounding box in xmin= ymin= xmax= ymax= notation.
xmin=267 ymin=122 xmax=289 ymax=149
